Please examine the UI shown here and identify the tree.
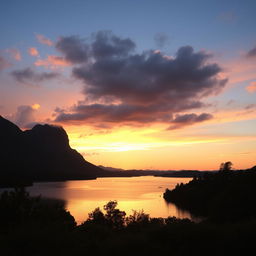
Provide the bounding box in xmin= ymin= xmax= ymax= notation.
xmin=126 ymin=210 xmax=150 ymax=227
xmin=219 ymin=161 xmax=233 ymax=172
xmin=87 ymin=207 xmax=106 ymax=225
xmin=103 ymin=200 xmax=126 ymax=229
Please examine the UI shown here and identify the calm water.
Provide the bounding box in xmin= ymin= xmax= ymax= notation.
xmin=27 ymin=176 xmax=193 ymax=223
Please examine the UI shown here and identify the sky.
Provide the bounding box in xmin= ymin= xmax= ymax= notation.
xmin=0 ymin=0 xmax=256 ymax=170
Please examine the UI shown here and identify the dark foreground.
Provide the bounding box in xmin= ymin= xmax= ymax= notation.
xmin=1 ymin=188 xmax=256 ymax=256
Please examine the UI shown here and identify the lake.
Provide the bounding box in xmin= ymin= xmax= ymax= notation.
xmin=27 ymin=176 xmax=193 ymax=223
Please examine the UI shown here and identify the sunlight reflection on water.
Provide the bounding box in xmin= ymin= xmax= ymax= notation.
xmin=27 ymin=176 xmax=194 ymax=224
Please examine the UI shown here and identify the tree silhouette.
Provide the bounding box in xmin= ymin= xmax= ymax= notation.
xmin=87 ymin=207 xmax=106 ymax=225
xmin=219 ymin=161 xmax=233 ymax=172
xmin=103 ymin=200 xmax=126 ymax=229
xmin=126 ymin=210 xmax=150 ymax=227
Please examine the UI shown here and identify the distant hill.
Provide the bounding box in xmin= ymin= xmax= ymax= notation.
xmin=99 ymin=165 xmax=213 ymax=178
xmin=0 ymin=116 xmax=106 ymax=187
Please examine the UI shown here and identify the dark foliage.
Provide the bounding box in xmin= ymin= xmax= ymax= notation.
xmin=164 ymin=164 xmax=256 ymax=222
xmin=1 ymin=188 xmax=256 ymax=255
xmin=0 ymin=188 xmax=76 ymax=231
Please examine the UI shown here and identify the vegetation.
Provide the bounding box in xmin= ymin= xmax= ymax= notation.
xmin=1 ymin=181 xmax=256 ymax=256
xmin=164 ymin=163 xmax=256 ymax=222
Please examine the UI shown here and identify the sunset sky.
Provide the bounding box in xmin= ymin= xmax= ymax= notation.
xmin=0 ymin=0 xmax=255 ymax=170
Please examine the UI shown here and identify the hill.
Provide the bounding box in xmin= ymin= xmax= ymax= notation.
xmin=163 ymin=166 xmax=256 ymax=222
xmin=0 ymin=116 xmax=106 ymax=187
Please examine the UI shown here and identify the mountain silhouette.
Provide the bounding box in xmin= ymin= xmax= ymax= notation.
xmin=0 ymin=116 xmax=105 ymax=187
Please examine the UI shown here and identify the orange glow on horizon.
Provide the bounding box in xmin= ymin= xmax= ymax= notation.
xmin=63 ymin=122 xmax=256 ymax=171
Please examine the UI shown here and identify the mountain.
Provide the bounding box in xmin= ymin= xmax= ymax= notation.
xmin=0 ymin=116 xmax=106 ymax=187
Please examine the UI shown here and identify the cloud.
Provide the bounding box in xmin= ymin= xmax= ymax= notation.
xmin=54 ymin=31 xmax=227 ymax=128
xmin=246 ymin=81 xmax=256 ymax=93
xmin=245 ymin=104 xmax=256 ymax=110
xmin=222 ymin=57 xmax=256 ymax=85
xmin=82 ymin=152 xmax=99 ymax=157
xmin=167 ymin=113 xmax=213 ymax=130
xmin=227 ymin=99 xmax=235 ymax=106
xmin=34 ymin=55 xmax=71 ymax=68
xmin=36 ymin=34 xmax=53 ymax=46
xmin=28 ymin=47 xmax=39 ymax=56
xmin=31 ymin=103 xmax=40 ymax=110
xmin=218 ymin=11 xmax=237 ymax=23
xmin=246 ymin=46 xmax=256 ymax=58
xmin=73 ymin=44 xmax=226 ymax=106
xmin=55 ymin=103 xmax=171 ymax=123
xmin=11 ymin=67 xmax=59 ymax=84
xmin=56 ymin=31 xmax=135 ymax=64
xmin=56 ymin=35 xmax=89 ymax=63
xmin=10 ymin=104 xmax=40 ymax=128
xmin=154 ymin=33 xmax=169 ymax=48
xmin=0 ymin=56 xmax=11 ymax=71
xmin=6 ymin=48 xmax=21 ymax=61
xmin=55 ymin=101 xmax=206 ymax=125
xmin=91 ymin=30 xmax=135 ymax=59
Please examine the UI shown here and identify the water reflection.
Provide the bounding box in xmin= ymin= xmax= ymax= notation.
xmin=27 ymin=176 xmax=193 ymax=223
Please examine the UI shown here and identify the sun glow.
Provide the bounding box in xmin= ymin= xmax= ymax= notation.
xmin=67 ymin=124 xmax=226 ymax=154
xmin=31 ymin=103 xmax=40 ymax=110
xmin=62 ymin=121 xmax=256 ymax=170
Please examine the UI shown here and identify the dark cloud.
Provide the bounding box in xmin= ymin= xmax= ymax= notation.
xmin=91 ymin=30 xmax=135 ymax=59
xmin=154 ymin=33 xmax=169 ymax=48
xmin=55 ymin=103 xmax=171 ymax=123
xmin=246 ymin=46 xmax=256 ymax=58
xmin=55 ymin=101 xmax=205 ymax=125
xmin=54 ymin=31 xmax=227 ymax=128
xmin=55 ymin=31 xmax=135 ymax=64
xmin=73 ymin=45 xmax=226 ymax=106
xmin=11 ymin=67 xmax=59 ymax=84
xmin=168 ymin=113 xmax=213 ymax=130
xmin=56 ymin=35 xmax=89 ymax=63
xmin=0 ymin=56 xmax=11 ymax=71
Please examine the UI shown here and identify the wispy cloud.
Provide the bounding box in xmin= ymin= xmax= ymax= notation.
xmin=246 ymin=45 xmax=256 ymax=58
xmin=221 ymin=57 xmax=256 ymax=85
xmin=154 ymin=32 xmax=169 ymax=48
xmin=218 ymin=11 xmax=237 ymax=23
xmin=8 ymin=104 xmax=40 ymax=128
xmin=36 ymin=34 xmax=53 ymax=46
xmin=246 ymin=81 xmax=256 ymax=93
xmin=167 ymin=113 xmax=213 ymax=130
xmin=245 ymin=104 xmax=256 ymax=110
xmin=28 ymin=47 xmax=39 ymax=57
xmin=11 ymin=67 xmax=59 ymax=84
xmin=0 ymin=56 xmax=11 ymax=71
xmin=6 ymin=48 xmax=21 ymax=61
xmin=34 ymin=55 xmax=71 ymax=68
